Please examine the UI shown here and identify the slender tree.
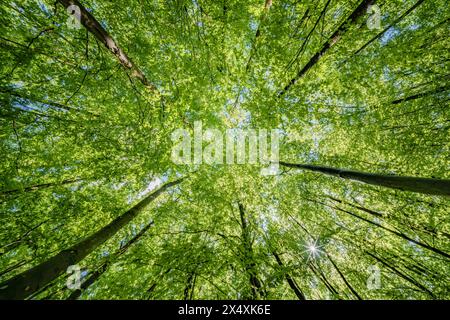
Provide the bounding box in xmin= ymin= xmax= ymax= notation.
xmin=279 ymin=0 xmax=375 ymax=96
xmin=2 ymin=0 xmax=449 ymax=300
xmin=272 ymin=251 xmax=306 ymax=300
xmin=67 ymin=220 xmax=154 ymax=299
xmin=280 ymin=162 xmax=450 ymax=196
xmin=353 ymin=0 xmax=425 ymax=55
xmin=0 ymin=178 xmax=182 ymax=299
xmin=326 ymin=253 xmax=362 ymax=300
xmin=57 ymin=0 xmax=159 ymax=93
xmin=238 ymin=202 xmax=265 ymax=300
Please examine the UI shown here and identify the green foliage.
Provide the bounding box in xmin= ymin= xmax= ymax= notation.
xmin=0 ymin=0 xmax=449 ymax=299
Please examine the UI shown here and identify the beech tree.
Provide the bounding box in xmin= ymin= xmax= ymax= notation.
xmin=0 ymin=0 xmax=449 ymax=300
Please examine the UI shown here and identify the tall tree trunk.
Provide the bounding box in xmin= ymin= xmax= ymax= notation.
xmin=325 ymin=195 xmax=383 ymax=217
xmin=315 ymin=198 xmax=450 ymax=259
xmin=326 ymin=253 xmax=362 ymax=300
xmin=67 ymin=221 xmax=154 ymax=300
xmin=238 ymin=202 xmax=265 ymax=300
xmin=308 ymin=263 xmax=340 ymax=298
xmin=58 ymin=0 xmax=159 ymax=93
xmin=327 ymin=195 xmax=449 ymax=239
xmin=353 ymin=0 xmax=424 ymax=55
xmin=272 ymin=251 xmax=306 ymax=300
xmin=0 ymin=178 xmax=182 ymax=299
xmin=391 ymin=85 xmax=450 ymax=105
xmin=279 ymin=0 xmax=375 ymax=96
xmin=280 ymin=161 xmax=450 ymax=196
xmin=183 ymin=272 xmax=196 ymax=300
xmin=365 ymin=251 xmax=435 ymax=298
xmin=285 ymin=0 xmax=332 ymax=72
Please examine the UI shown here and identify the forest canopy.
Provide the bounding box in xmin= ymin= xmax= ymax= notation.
xmin=0 ymin=0 xmax=449 ymax=300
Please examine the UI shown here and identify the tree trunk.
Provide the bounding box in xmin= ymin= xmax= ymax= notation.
xmin=238 ymin=202 xmax=265 ymax=300
xmin=279 ymin=0 xmax=375 ymax=96
xmin=365 ymin=251 xmax=435 ymax=298
xmin=353 ymin=0 xmax=424 ymax=55
xmin=391 ymin=85 xmax=449 ymax=105
xmin=57 ymin=0 xmax=159 ymax=93
xmin=272 ymin=251 xmax=306 ymax=300
xmin=285 ymin=0 xmax=332 ymax=72
xmin=0 ymin=178 xmax=182 ymax=299
xmin=279 ymin=161 xmax=450 ymax=196
xmin=326 ymin=253 xmax=362 ymax=300
xmin=183 ymin=272 xmax=196 ymax=300
xmin=67 ymin=221 xmax=154 ymax=299
xmin=320 ymin=200 xmax=450 ymax=259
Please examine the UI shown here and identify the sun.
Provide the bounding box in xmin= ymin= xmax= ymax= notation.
xmin=304 ymin=238 xmax=323 ymax=262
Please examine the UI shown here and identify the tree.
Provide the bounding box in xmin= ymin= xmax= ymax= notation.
xmin=0 ymin=179 xmax=182 ymax=299
xmin=57 ymin=0 xmax=159 ymax=93
xmin=1 ymin=0 xmax=449 ymax=300
xmin=279 ymin=161 xmax=450 ymax=196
